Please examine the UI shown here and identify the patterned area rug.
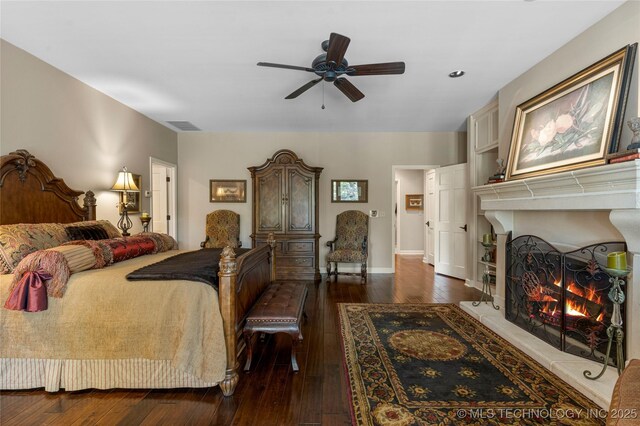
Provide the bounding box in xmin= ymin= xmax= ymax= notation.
xmin=339 ymin=304 xmax=606 ymax=425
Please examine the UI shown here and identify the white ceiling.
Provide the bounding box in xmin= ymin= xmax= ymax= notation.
xmin=0 ymin=1 xmax=625 ymax=132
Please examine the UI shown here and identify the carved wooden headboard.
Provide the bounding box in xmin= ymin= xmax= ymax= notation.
xmin=0 ymin=149 xmax=96 ymax=225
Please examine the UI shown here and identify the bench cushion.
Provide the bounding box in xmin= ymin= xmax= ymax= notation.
xmin=244 ymin=281 xmax=307 ymax=335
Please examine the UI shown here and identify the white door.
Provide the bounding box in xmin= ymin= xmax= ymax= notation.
xmin=434 ymin=163 xmax=468 ymax=279
xmin=425 ymin=170 xmax=436 ymax=265
xmin=150 ymin=158 xmax=177 ymax=239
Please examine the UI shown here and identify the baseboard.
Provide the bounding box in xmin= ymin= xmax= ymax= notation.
xmin=326 ymin=266 xmax=394 ymax=274
xmin=396 ymin=250 xmax=425 ymax=255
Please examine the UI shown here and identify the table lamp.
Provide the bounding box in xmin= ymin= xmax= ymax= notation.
xmin=111 ymin=167 xmax=140 ymax=236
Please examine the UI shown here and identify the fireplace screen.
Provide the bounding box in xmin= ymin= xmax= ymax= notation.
xmin=506 ymin=235 xmax=626 ymax=365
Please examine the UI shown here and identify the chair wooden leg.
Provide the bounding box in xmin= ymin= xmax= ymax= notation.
xmin=361 ymin=262 xmax=367 ymax=283
xmin=334 ymin=263 xmax=339 ymax=282
xmin=326 ymin=261 xmax=332 ymax=282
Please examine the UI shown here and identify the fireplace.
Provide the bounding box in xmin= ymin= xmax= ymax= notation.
xmin=505 ymin=234 xmax=626 ymax=365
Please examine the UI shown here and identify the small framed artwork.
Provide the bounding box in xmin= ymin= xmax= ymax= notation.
xmin=119 ymin=173 xmax=141 ymax=214
xmin=210 ymin=179 xmax=246 ymax=203
xmin=331 ymin=180 xmax=368 ymax=203
xmin=405 ymin=194 xmax=423 ymax=211
xmin=506 ymin=43 xmax=636 ymax=180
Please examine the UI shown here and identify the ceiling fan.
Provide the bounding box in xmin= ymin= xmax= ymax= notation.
xmin=257 ymin=33 xmax=405 ymax=102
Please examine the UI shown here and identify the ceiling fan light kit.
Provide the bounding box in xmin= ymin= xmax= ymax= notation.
xmin=257 ymin=32 xmax=405 ymax=103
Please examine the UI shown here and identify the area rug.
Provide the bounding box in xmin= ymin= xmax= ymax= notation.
xmin=338 ymin=303 xmax=605 ymax=425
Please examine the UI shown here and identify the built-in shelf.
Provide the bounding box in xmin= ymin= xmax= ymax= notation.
xmin=479 ymin=261 xmax=496 ymax=267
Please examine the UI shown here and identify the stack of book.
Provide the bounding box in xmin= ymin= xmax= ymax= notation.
xmin=486 ymin=173 xmax=505 ymax=184
xmin=608 ymin=148 xmax=640 ymax=164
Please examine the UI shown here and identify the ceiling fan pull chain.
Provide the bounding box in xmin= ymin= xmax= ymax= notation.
xmin=321 ymin=81 xmax=326 ymax=110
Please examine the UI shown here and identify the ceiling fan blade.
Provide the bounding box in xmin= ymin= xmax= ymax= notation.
xmin=348 ymin=62 xmax=406 ymax=76
xmin=285 ymin=78 xmax=323 ymax=99
xmin=333 ymin=78 xmax=364 ymax=102
xmin=326 ymin=33 xmax=350 ymax=68
xmin=257 ymin=62 xmax=315 ymax=72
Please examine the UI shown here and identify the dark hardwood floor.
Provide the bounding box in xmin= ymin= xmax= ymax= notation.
xmin=0 ymin=256 xmax=481 ymax=426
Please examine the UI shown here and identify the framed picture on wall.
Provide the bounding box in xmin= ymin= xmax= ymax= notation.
xmin=210 ymin=179 xmax=247 ymax=202
xmin=405 ymin=194 xmax=423 ymax=211
xmin=506 ymin=43 xmax=637 ymax=180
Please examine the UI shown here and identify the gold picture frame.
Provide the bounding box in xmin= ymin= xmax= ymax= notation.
xmin=118 ymin=173 xmax=141 ymax=214
xmin=506 ymin=44 xmax=636 ymax=181
xmin=405 ymin=194 xmax=423 ymax=211
xmin=210 ymin=179 xmax=246 ymax=203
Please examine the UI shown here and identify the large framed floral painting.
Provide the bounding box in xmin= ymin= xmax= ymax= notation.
xmin=506 ymin=43 xmax=636 ymax=180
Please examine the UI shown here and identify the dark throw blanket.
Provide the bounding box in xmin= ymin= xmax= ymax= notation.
xmin=126 ymin=248 xmax=250 ymax=289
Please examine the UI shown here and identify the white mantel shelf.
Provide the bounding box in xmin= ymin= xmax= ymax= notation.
xmin=472 ymin=160 xmax=640 ymax=211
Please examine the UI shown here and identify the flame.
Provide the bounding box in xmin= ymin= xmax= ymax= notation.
xmin=596 ymin=312 xmax=605 ymax=322
xmin=565 ymin=298 xmax=587 ymax=317
xmin=566 ymin=281 xmax=602 ymax=305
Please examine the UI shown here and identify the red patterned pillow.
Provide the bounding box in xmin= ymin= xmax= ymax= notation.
xmin=106 ymin=237 xmax=157 ymax=263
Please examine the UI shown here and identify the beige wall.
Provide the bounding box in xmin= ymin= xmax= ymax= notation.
xmin=0 ymin=40 xmax=178 ymax=234
xmin=495 ymin=1 xmax=638 ymax=246
xmin=177 ymin=132 xmax=465 ymax=271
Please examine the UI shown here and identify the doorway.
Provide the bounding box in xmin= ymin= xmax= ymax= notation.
xmin=149 ymin=157 xmax=177 ymax=239
xmin=391 ymin=165 xmax=438 ymax=273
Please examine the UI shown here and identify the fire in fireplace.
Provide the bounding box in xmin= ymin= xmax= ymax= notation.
xmin=506 ymin=235 xmax=626 ymax=365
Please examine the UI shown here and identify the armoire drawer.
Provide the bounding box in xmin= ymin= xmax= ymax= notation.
xmin=285 ymin=240 xmax=314 ymax=254
xmin=278 ymin=256 xmax=314 ymax=268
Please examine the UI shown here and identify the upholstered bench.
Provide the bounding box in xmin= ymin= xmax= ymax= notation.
xmin=243 ymin=281 xmax=308 ymax=372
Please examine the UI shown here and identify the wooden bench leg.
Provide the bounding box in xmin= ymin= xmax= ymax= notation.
xmin=291 ymin=333 xmax=302 ymax=372
xmin=243 ymin=331 xmax=255 ymax=372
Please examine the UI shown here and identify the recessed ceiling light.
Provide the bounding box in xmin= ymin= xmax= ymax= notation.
xmin=448 ymin=70 xmax=465 ymax=78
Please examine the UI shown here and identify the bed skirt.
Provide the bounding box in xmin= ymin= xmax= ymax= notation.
xmin=0 ymin=358 xmax=217 ymax=392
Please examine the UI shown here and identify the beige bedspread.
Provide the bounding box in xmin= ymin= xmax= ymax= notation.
xmin=0 ymin=250 xmax=226 ymax=384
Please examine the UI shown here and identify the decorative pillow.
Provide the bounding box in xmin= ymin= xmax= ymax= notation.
xmin=0 ymin=223 xmax=68 ymax=274
xmin=64 ymin=220 xmax=121 ymax=239
xmin=47 ymin=245 xmax=96 ymax=273
xmin=65 ymin=225 xmax=110 ymax=241
xmin=136 ymin=232 xmax=178 ymax=252
xmin=107 ymin=237 xmax=156 ymax=263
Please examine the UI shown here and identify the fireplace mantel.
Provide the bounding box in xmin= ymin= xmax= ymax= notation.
xmin=473 ymin=160 xmax=640 ymax=212
xmin=473 ymin=159 xmax=640 ymax=361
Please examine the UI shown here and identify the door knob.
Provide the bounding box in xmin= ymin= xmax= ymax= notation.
xmin=459 ymin=224 xmax=467 ymax=232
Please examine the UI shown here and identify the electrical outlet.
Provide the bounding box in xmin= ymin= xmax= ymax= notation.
xmin=369 ymin=210 xmax=378 ymax=218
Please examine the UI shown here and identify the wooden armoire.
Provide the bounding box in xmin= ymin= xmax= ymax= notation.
xmin=249 ymin=150 xmax=323 ymax=281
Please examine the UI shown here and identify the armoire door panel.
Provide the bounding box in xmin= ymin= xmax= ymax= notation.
xmin=286 ymin=168 xmax=314 ymax=233
xmin=257 ymin=170 xmax=284 ymax=233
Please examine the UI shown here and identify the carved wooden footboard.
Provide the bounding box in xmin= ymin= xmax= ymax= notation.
xmin=218 ymin=236 xmax=275 ymax=396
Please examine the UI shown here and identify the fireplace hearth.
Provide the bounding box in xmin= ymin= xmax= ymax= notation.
xmin=506 ymin=235 xmax=626 ymax=365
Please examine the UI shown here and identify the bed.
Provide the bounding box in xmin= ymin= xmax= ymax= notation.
xmin=0 ymin=149 xmax=275 ymax=396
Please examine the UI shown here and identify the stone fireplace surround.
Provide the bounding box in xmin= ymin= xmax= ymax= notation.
xmin=464 ymin=160 xmax=639 ymax=409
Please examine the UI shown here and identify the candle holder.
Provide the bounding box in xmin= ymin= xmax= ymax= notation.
xmin=140 ymin=215 xmax=152 ymax=233
xmin=473 ymin=242 xmax=499 ymax=310
xmin=583 ymin=266 xmax=629 ymax=380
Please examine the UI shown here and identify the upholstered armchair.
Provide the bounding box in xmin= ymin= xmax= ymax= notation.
xmin=326 ymin=210 xmax=369 ymax=283
xmin=201 ymin=210 xmax=242 ymax=249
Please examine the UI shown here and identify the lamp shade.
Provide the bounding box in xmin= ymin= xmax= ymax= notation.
xmin=111 ymin=167 xmax=140 ymax=192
